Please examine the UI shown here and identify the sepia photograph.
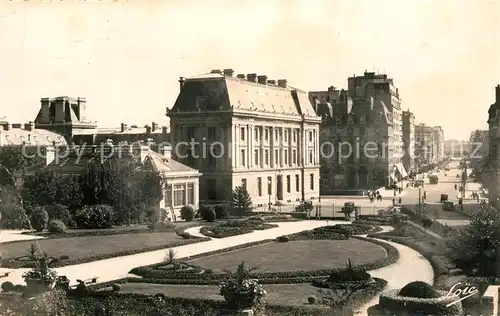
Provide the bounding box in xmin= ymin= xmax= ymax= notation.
xmin=0 ymin=1 xmax=499 ymax=315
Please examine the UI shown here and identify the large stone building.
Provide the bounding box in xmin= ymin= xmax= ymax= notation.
xmin=167 ymin=69 xmax=321 ymax=206
xmin=433 ymin=126 xmax=445 ymax=161
xmin=415 ymin=123 xmax=436 ymax=166
xmin=310 ymin=71 xmax=407 ymax=193
xmin=402 ymin=110 xmax=416 ymax=174
xmin=487 ymin=85 xmax=500 ymax=204
xmin=34 ymin=96 xmax=169 ymax=146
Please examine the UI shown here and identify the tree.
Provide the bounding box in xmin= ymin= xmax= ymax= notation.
xmin=231 ymin=186 xmax=253 ymax=216
xmin=447 ymin=202 xmax=500 ymax=276
xmin=0 ymin=146 xmax=43 ymax=174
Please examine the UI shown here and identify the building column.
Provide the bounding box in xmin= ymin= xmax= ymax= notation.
xmin=280 ymin=127 xmax=284 ymax=168
xmin=234 ymin=124 xmax=239 ymax=168
xmin=194 ymin=181 xmax=199 ymax=209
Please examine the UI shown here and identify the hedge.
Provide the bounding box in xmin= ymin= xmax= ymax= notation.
xmin=9 ymin=222 xmax=203 ymax=243
xmin=2 ymin=237 xmax=211 ymax=269
xmin=199 ymin=222 xmax=279 ymax=238
xmin=129 ymin=236 xmax=399 ymax=282
xmin=378 ymin=289 xmax=463 ymax=315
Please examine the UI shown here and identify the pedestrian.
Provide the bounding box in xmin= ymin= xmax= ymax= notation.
xmin=392 ymin=198 xmax=395 ymax=205
xmin=477 ymin=193 xmax=480 ymax=202
xmin=423 ymin=191 xmax=427 ymax=200
xmin=398 ymin=197 xmax=402 ymax=204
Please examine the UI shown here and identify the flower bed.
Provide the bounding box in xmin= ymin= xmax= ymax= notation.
xmin=377 ymin=289 xmax=463 ymax=315
xmin=129 ymin=236 xmax=399 ymax=282
xmin=199 ymin=220 xmax=278 ymax=238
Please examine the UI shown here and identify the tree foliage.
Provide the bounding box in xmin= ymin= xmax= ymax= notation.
xmin=231 ymin=186 xmax=253 ymax=216
xmin=0 ymin=146 xmax=44 ymax=174
xmin=447 ymin=202 xmax=500 ymax=276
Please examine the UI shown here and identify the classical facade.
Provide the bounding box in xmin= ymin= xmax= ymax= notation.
xmin=311 ymin=71 xmax=407 ymax=193
xmin=167 ymin=69 xmax=321 ymax=206
xmin=402 ymin=110 xmax=415 ymax=173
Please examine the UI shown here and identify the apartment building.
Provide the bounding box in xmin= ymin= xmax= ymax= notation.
xmin=167 ymin=69 xmax=321 ymax=206
xmin=487 ymin=85 xmax=500 ymax=204
xmin=310 ymin=71 xmax=407 ymax=192
xmin=402 ymin=110 xmax=416 ymax=173
xmin=433 ymin=126 xmax=445 ymax=161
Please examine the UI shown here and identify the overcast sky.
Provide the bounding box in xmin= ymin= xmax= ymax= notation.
xmin=0 ymin=0 xmax=498 ymax=140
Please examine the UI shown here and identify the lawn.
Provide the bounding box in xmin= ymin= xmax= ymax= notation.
xmin=118 ymin=282 xmax=328 ymax=307
xmin=187 ymin=239 xmax=387 ymax=273
xmin=1 ymin=231 xmax=207 ymax=268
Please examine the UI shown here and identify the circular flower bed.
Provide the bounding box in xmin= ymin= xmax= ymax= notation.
xmin=378 ymin=289 xmax=463 ymax=315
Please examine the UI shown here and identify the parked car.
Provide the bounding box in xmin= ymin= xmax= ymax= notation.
xmin=442 ymin=201 xmax=454 ymax=211
xmin=295 ymin=201 xmax=313 ymax=212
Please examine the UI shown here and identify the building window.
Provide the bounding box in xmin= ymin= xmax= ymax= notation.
xmin=286 ymin=175 xmax=291 ymax=193
xmin=208 ymin=127 xmax=216 ymax=140
xmin=207 ymin=179 xmax=216 ymax=200
xmin=292 ymin=150 xmax=297 ymax=164
xmin=309 ymin=131 xmax=313 ymax=142
xmin=295 ymin=175 xmax=300 ymax=192
xmin=335 ymin=116 xmax=342 ymax=124
xmin=274 ymin=149 xmax=279 ymax=165
xmin=284 ymin=130 xmax=288 ymax=142
xmin=359 ymin=115 xmax=366 ymax=124
xmin=187 ymin=183 xmax=194 ymax=205
xmin=284 ymin=149 xmax=288 ymax=165
xmin=186 ymin=127 xmax=195 ymax=140
xmin=241 ymin=179 xmax=247 ymax=190
xmin=255 ymin=128 xmax=259 ymax=141
xmin=173 ymin=184 xmax=186 ymax=206
xmin=264 ymin=128 xmax=269 ymax=141
xmin=275 ymin=129 xmax=279 ymax=142
xmin=241 ymin=149 xmax=246 ymax=167
xmin=348 ymin=116 xmax=353 ymax=124
xmin=310 ymin=174 xmax=314 ymax=190
xmin=293 ymin=130 xmax=297 ymax=142
xmin=264 ymin=150 xmax=269 ymax=165
xmin=359 ymin=127 xmax=366 ymax=136
xmin=240 ymin=127 xmax=245 ymax=141
xmin=309 ymin=151 xmax=313 ymax=164
xmin=254 ymin=149 xmax=259 ymax=166
xmin=257 ymin=177 xmax=262 ymax=196
xmin=267 ymin=176 xmax=272 ymax=195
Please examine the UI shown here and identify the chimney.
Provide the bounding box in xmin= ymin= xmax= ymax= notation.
xmin=179 ymin=77 xmax=186 ymax=91
xmin=46 ymin=146 xmax=56 ymax=166
xmin=257 ymin=75 xmax=268 ymax=84
xmin=39 ymin=98 xmax=51 ymax=123
xmin=162 ymin=126 xmax=168 ymax=134
xmin=236 ymin=74 xmax=246 ymax=79
xmin=223 ymin=69 xmax=234 ymax=77
xmin=160 ymin=145 xmax=172 ymax=159
xmin=210 ymin=69 xmax=222 ymax=74
xmin=277 ymin=79 xmax=287 ymax=88
xmin=267 ymin=80 xmax=276 ymax=85
xmin=152 ymin=122 xmax=159 ymax=131
xmin=24 ymin=122 xmax=35 ymax=131
xmin=76 ymin=97 xmax=87 ymax=121
xmin=121 ymin=123 xmax=128 ymax=132
xmin=145 ymin=125 xmax=151 ymax=134
xmin=11 ymin=123 xmax=21 ymax=129
xmin=496 ymin=84 xmax=500 ymax=103
xmin=246 ymin=73 xmax=257 ymax=82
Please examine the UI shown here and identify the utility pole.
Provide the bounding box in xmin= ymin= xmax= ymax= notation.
xmin=418 ymin=186 xmax=422 ymax=215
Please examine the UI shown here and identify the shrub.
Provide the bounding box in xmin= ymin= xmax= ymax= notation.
xmin=231 ymin=186 xmax=253 ymax=215
xmin=1 ymin=281 xmax=14 ymax=292
xmin=112 ymin=283 xmax=121 ymax=291
xmin=379 ymin=289 xmax=463 ymax=315
xmin=277 ymin=235 xmax=289 ymax=242
xmin=202 ymin=207 xmax=216 ymax=222
xmin=179 ymin=232 xmax=191 ymax=239
xmin=180 ymin=205 xmax=195 ymax=221
xmin=30 ymin=206 xmax=49 ymax=231
xmin=399 ymin=281 xmax=440 ymax=298
xmin=307 ymin=295 xmax=317 ymax=304
xmin=47 ymin=219 xmax=67 ymax=234
xmin=214 ymin=204 xmax=228 ymax=219
xmin=422 ymin=217 xmax=433 ymax=229
xmin=328 ymin=259 xmax=371 ymax=283
xmin=74 ymin=204 xmax=115 ymax=229
xmin=0 ymin=204 xmax=29 ymax=229
xmin=45 ymin=204 xmax=71 ymax=226
xmin=148 ymin=221 xmax=176 ymax=232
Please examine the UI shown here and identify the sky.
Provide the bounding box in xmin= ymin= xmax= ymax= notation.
xmin=0 ymin=0 xmax=498 ymax=141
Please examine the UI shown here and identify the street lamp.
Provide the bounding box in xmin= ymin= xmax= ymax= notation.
xmin=268 ymin=178 xmax=272 ymax=211
xmin=318 ymin=175 xmax=321 ymax=219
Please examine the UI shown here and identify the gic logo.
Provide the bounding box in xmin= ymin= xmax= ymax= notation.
xmin=445 ymin=282 xmax=479 ymax=307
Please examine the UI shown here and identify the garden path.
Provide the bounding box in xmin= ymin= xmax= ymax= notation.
xmin=355 ymin=226 xmax=434 ymax=316
xmin=0 ymin=221 xmax=335 ymax=287
xmin=0 ymin=230 xmax=46 ymax=278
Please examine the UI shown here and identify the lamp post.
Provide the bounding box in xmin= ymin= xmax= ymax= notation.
xmin=268 ymin=178 xmax=272 ymax=211
xmin=318 ymin=175 xmax=321 ymax=219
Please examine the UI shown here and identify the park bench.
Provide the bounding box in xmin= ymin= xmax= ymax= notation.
xmin=0 ymin=271 xmax=11 ymax=278
xmin=76 ymin=276 xmax=99 ymax=285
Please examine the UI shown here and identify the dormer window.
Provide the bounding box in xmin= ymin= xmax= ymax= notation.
xmin=335 ymin=116 xmax=342 ymax=124
xmin=359 ymin=115 xmax=366 ymax=124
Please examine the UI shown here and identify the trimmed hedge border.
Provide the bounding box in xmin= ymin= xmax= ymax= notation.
xmin=378 ymin=289 xmax=463 ymax=316
xmin=199 ymin=222 xmax=279 ymax=238
xmin=6 ymin=222 xmax=204 ymax=244
xmin=2 ymin=237 xmax=211 ymax=269
xmin=129 ymin=235 xmax=399 ymax=282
